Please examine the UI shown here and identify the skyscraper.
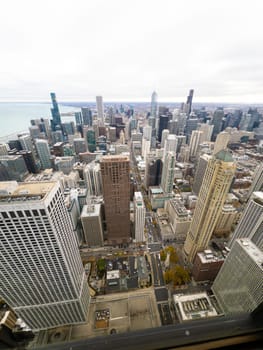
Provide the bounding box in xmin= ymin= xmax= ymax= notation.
xmin=189 ymin=130 xmax=203 ymax=158
xmin=185 ymin=117 xmax=198 ymax=143
xmin=198 ymin=123 xmax=214 ymax=143
xmin=81 ymin=107 xmax=92 ymax=126
xmin=184 ymin=150 xmax=236 ymax=262
xmin=247 ymin=163 xmax=263 ymax=199
xmin=0 ymin=155 xmax=28 ymax=182
xmin=158 ymin=115 xmax=169 ymax=142
xmin=185 ymin=89 xmax=194 ymax=115
xmin=50 ymin=92 xmax=62 ymax=131
xmin=212 ymin=239 xmax=263 ymax=315
xmin=161 ymin=129 xmax=169 ymax=148
xmin=211 ymin=108 xmax=224 ymax=141
xmin=228 ymin=192 xmax=263 ymax=250
xmin=84 ymin=161 xmax=102 ymax=196
xmin=213 ymin=131 xmax=230 ymax=155
xmin=81 ymin=203 xmax=104 ymax=247
xmin=100 ymin=155 xmax=130 ymax=245
xmin=161 ymin=151 xmax=176 ymax=194
xmin=134 ymin=192 xmax=146 ymax=242
xmin=192 ymin=154 xmax=212 ymax=195
xmin=0 ymin=181 xmax=90 ymax=330
xmin=144 ymin=152 xmax=163 ymax=189
xmin=35 ymin=139 xmax=51 ymax=169
xmin=151 ymin=91 xmax=158 ymax=119
xmin=96 ymin=96 xmax=104 ymax=125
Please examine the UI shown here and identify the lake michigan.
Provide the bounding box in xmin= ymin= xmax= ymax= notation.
xmin=0 ymin=102 xmax=80 ymax=141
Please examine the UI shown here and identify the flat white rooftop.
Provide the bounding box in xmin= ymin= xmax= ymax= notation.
xmin=173 ymin=292 xmax=218 ymax=321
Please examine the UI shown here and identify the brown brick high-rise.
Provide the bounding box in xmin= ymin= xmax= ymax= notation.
xmin=100 ymin=155 xmax=130 ymax=245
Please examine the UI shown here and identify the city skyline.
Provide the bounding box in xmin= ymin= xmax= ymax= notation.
xmin=1 ymin=0 xmax=263 ymax=102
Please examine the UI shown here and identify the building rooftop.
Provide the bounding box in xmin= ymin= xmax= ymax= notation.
xmin=215 ymin=150 xmax=233 ymax=162
xmin=81 ymin=204 xmax=101 ymax=217
xmin=150 ymin=187 xmax=163 ymax=195
xmin=173 ymin=292 xmax=218 ymax=321
xmin=237 ymin=239 xmax=263 ymax=270
xmin=0 ymin=181 xmax=56 ymax=202
xmin=101 ymin=155 xmax=129 ymax=162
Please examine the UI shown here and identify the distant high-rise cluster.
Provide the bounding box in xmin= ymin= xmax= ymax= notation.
xmin=1 ymin=87 xmax=263 ymax=335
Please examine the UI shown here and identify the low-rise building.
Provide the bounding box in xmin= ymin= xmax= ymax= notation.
xmin=192 ymin=250 xmax=225 ymax=282
xmin=173 ymin=292 xmax=218 ymax=322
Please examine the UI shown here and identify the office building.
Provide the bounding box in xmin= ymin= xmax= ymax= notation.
xmin=163 ymin=134 xmax=178 ymax=156
xmin=176 ymin=135 xmax=186 ymax=153
xmin=53 ymin=142 xmax=64 ymax=157
xmin=161 ymin=152 xmax=176 ymax=194
xmin=8 ymin=140 xmax=22 ymax=151
xmin=158 ymin=115 xmax=169 ymax=142
xmin=0 ymin=143 xmax=9 ymax=156
xmin=198 ymin=123 xmax=214 ymax=143
xmin=73 ymin=138 xmax=87 ymax=155
xmin=213 ymin=204 xmax=238 ymax=238
xmin=134 ymin=192 xmax=146 ymax=242
xmin=81 ymin=107 xmax=92 ymax=126
xmin=161 ymin=129 xmax=169 ymax=148
xmin=96 ymin=96 xmax=104 ymax=125
xmin=165 ymin=198 xmax=191 ymax=238
xmin=185 ymin=118 xmax=198 ymax=143
xmin=100 ymin=155 xmax=130 ymax=245
xmin=18 ymin=134 xmax=34 ymax=154
xmin=144 ymin=152 xmax=163 ymax=189
xmin=247 ymin=163 xmax=263 ymax=199
xmin=192 ymin=154 xmax=212 ymax=195
xmin=229 ymin=192 xmax=263 ymax=250
xmin=142 ymin=138 xmax=151 ymax=160
xmin=211 ymin=108 xmax=224 ymax=141
xmin=81 ymin=203 xmax=104 ymax=247
xmin=35 ymin=139 xmax=51 ymax=169
xmin=17 ymin=150 xmax=38 ymax=174
xmin=151 ymin=91 xmax=158 ymax=119
xmin=212 ymin=239 xmax=263 ymax=315
xmin=143 ymin=125 xmax=152 ymax=141
xmin=0 ymin=155 xmax=28 ymax=182
xmin=108 ymin=127 xmax=116 ymax=142
xmin=85 ymin=129 xmax=96 ymax=153
xmin=213 ymin=131 xmax=230 ymax=155
xmin=0 ymin=181 xmax=90 ymax=330
xmin=50 ymin=92 xmax=62 ymax=131
xmin=192 ymin=250 xmax=224 ymax=282
xmin=75 ymin=111 xmax=83 ymax=125
xmin=54 ymin=156 xmax=75 ymax=175
xmin=185 ymin=89 xmax=194 ymax=116
xmin=189 ymin=130 xmax=203 ymax=158
xmin=184 ymin=150 xmax=236 ymax=262
xmin=83 ymin=161 xmax=102 ymax=196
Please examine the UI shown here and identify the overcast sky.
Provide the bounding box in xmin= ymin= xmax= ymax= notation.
xmin=0 ymin=0 xmax=263 ymax=103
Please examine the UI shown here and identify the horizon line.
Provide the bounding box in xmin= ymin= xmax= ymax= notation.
xmin=0 ymin=100 xmax=263 ymax=105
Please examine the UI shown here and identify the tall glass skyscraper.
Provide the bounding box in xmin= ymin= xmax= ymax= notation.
xmin=50 ymin=92 xmax=62 ymax=131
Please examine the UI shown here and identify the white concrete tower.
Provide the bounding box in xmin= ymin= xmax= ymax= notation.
xmin=96 ymin=95 xmax=104 ymax=125
xmin=134 ymin=191 xmax=146 ymax=242
xmin=0 ymin=181 xmax=90 ymax=331
xmin=161 ymin=151 xmax=176 ymax=194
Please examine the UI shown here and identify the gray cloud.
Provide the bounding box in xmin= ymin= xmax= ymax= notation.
xmin=0 ymin=0 xmax=263 ymax=102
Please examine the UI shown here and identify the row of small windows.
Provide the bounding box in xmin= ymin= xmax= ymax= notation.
xmin=1 ymin=209 xmax=46 ymax=219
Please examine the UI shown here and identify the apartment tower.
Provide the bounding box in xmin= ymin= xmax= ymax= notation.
xmin=184 ymin=150 xmax=236 ymax=262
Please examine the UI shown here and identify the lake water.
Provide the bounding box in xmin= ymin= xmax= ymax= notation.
xmin=0 ymin=102 xmax=80 ymax=142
